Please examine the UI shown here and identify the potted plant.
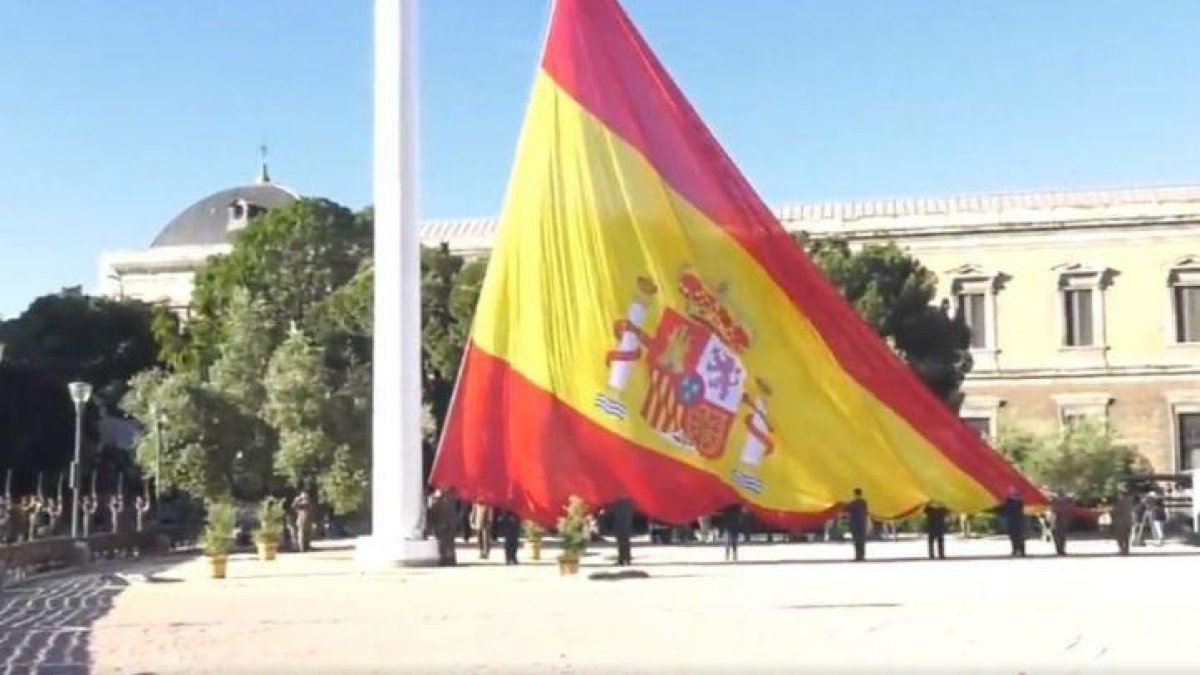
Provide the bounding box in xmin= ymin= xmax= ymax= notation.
xmin=203 ymin=499 xmax=236 ymax=579
xmin=556 ymin=495 xmax=588 ymax=575
xmin=254 ymin=497 xmax=286 ymax=561
xmin=523 ymin=520 xmax=544 ymax=561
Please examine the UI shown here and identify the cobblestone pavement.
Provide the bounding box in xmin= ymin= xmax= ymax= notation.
xmin=24 ymin=537 xmax=1200 ymax=673
xmin=0 ymin=573 xmax=121 ymax=675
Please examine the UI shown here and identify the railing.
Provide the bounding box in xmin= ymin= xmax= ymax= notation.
xmin=0 ymin=530 xmax=171 ymax=588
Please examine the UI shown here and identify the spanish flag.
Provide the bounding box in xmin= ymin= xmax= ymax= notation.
xmin=432 ymin=0 xmax=1043 ymax=527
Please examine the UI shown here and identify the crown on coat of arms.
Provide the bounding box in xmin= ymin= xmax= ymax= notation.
xmin=678 ymin=272 xmax=750 ymax=353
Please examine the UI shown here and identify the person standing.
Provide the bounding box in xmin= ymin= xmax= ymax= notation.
xmin=1149 ymin=491 xmax=1168 ymax=546
xmin=722 ymin=504 xmax=743 ymax=562
xmin=498 ymin=510 xmax=521 ymax=565
xmin=1110 ymin=489 xmax=1135 ymax=555
xmin=428 ymin=489 xmax=459 ymax=566
xmin=924 ymin=500 xmax=949 ymax=560
xmin=999 ymin=488 xmax=1026 ymax=557
xmin=291 ymin=491 xmax=314 ymax=553
xmin=612 ymin=497 xmax=634 ymax=566
xmin=1049 ymin=490 xmax=1072 ymax=556
xmin=470 ymin=503 xmax=493 ymax=560
xmin=846 ymin=489 xmax=869 ymax=562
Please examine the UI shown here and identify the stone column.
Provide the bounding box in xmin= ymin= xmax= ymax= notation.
xmin=356 ymin=0 xmax=438 ymax=568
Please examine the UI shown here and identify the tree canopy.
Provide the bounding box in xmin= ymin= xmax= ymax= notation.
xmin=0 ymin=291 xmax=160 ymax=494
xmin=994 ymin=419 xmax=1150 ymax=503
xmin=797 ymin=235 xmax=974 ymax=409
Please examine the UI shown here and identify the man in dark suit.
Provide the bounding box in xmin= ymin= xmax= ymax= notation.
xmin=846 ymin=488 xmax=869 ymax=561
xmin=999 ymin=488 xmax=1026 ymax=557
xmin=612 ymin=498 xmax=634 ymax=565
xmin=924 ymin=500 xmax=949 ymax=559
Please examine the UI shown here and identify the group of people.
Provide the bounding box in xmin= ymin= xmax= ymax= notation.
xmin=423 ymin=484 xmax=1174 ymax=568
xmin=426 ymin=488 xmax=522 ymax=566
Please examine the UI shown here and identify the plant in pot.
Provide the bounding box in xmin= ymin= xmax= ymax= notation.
xmin=556 ymin=495 xmax=588 ymax=575
xmin=523 ymin=520 xmax=544 ymax=561
xmin=203 ymin=499 xmax=236 ymax=579
xmin=254 ymin=497 xmax=286 ymax=561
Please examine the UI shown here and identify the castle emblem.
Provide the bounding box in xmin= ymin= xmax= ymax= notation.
xmin=597 ymin=272 xmax=775 ymax=490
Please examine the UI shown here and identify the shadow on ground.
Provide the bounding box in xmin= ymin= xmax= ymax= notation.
xmin=618 ymin=548 xmax=1200 ymax=567
xmin=0 ymin=557 xmax=184 ymax=675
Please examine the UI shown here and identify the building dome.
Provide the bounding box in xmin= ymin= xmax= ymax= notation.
xmin=150 ymin=182 xmax=298 ymax=248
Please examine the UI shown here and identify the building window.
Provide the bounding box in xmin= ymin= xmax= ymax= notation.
xmin=962 ymin=417 xmax=992 ymax=440
xmin=1178 ymin=413 xmax=1200 ymax=471
xmin=1054 ymin=264 xmax=1109 ymax=349
xmin=959 ymin=395 xmax=1002 ymax=441
xmin=1167 ymin=258 xmax=1200 ymax=344
xmin=1062 ymin=412 xmax=1088 ymax=429
xmin=947 ymin=265 xmax=1002 ymax=354
xmin=1174 ymin=285 xmax=1200 ymax=343
xmin=957 ymin=292 xmax=988 ymax=349
xmin=1063 ymin=288 xmax=1094 ymax=347
xmin=1053 ymin=393 xmax=1112 ymax=431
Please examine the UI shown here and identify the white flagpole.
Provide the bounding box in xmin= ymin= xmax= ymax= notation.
xmin=358 ymin=0 xmax=438 ymax=568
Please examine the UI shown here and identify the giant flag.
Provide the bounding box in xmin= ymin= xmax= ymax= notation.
xmin=432 ymin=0 xmax=1044 ymax=527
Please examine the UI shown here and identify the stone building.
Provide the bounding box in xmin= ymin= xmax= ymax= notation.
xmin=97 ymin=161 xmax=298 ymax=316
xmin=101 ymin=180 xmax=1200 ymax=472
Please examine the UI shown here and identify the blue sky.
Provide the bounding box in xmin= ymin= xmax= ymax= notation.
xmin=3 ymin=1 xmax=1200 ymax=318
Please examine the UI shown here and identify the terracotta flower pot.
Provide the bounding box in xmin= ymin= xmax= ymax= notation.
xmin=531 ymin=540 xmax=543 ymax=560
xmin=209 ymin=555 xmax=228 ymax=579
xmin=558 ymin=556 xmax=580 ymax=575
xmin=256 ymin=541 xmax=278 ymax=561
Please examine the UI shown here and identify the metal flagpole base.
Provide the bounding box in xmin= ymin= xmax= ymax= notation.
xmin=355 ymin=535 xmax=440 ymax=569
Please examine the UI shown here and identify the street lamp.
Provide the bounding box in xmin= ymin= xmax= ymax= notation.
xmin=67 ymin=381 xmax=92 ymax=539
xmin=152 ymin=407 xmax=164 ymax=513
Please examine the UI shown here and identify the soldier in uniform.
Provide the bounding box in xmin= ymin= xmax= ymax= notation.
xmin=428 ymin=489 xmax=459 ymax=566
xmin=498 ymin=509 xmax=521 ymax=565
xmin=612 ymin=497 xmax=634 ymax=566
xmin=845 ymin=488 xmax=869 ymax=562
xmin=1110 ymin=489 xmax=1135 ymax=555
xmin=291 ymin=491 xmax=314 ymax=553
xmin=1049 ymin=490 xmax=1072 ymax=555
xmin=924 ymin=499 xmax=949 ymax=560
xmin=722 ymin=503 xmax=743 ymax=562
xmin=470 ymin=503 xmax=493 ymax=560
xmin=999 ymin=488 xmax=1026 ymax=557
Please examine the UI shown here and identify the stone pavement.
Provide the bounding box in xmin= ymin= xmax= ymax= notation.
xmin=7 ymin=536 xmax=1200 ymax=673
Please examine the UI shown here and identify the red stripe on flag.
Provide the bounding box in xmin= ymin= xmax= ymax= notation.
xmin=540 ymin=0 xmax=1042 ymax=506
xmin=432 ymin=343 xmax=841 ymax=529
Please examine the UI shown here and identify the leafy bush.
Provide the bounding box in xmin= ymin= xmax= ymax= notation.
xmin=995 ymin=419 xmax=1150 ymax=504
xmin=203 ymin=499 xmax=236 ymax=557
xmin=556 ymin=496 xmax=589 ymax=560
xmin=255 ymin=497 xmax=286 ymax=545
xmin=522 ymin=520 xmax=543 ymax=542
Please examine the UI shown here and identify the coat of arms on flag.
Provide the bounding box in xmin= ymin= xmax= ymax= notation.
xmin=599 ymin=272 xmax=775 ymax=477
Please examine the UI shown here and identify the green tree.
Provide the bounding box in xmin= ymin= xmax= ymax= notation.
xmin=0 ymin=291 xmax=161 ymax=492
xmin=122 ymin=369 xmax=266 ymax=500
xmin=263 ymin=328 xmax=366 ymax=514
xmin=1034 ymin=420 xmax=1149 ymax=502
xmin=172 ymin=199 xmax=371 ymax=373
xmin=0 ymin=291 xmax=160 ymax=399
xmin=994 ymin=419 xmax=1150 ymax=503
xmin=798 ymin=235 xmax=974 ymax=409
xmin=992 ymin=423 xmax=1048 ymax=471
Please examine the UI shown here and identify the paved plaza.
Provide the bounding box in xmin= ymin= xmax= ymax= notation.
xmin=3 ymin=536 xmax=1199 ymax=673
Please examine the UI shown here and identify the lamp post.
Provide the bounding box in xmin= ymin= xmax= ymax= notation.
xmin=67 ymin=381 xmax=92 ymax=539
xmin=152 ymin=407 xmax=164 ymax=511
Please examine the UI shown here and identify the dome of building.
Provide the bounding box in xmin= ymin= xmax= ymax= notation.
xmin=150 ymin=182 xmax=299 ymax=248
